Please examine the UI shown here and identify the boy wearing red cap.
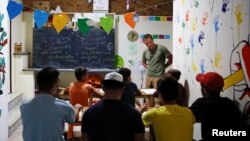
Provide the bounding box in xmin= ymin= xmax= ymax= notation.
xmin=190 ymin=72 xmax=243 ymax=140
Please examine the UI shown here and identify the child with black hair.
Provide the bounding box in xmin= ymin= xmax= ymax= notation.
xmin=142 ymin=76 xmax=195 ymax=141
xmin=65 ymin=67 xmax=103 ymax=107
xmin=118 ymin=67 xmax=147 ymax=113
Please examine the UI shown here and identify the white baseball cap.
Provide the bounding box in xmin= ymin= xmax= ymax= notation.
xmin=102 ymin=72 xmax=124 ymax=88
xmin=104 ymin=72 xmax=123 ymax=82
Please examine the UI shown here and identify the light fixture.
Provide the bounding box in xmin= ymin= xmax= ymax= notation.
xmin=87 ymin=0 xmax=92 ymax=4
xmin=126 ymin=0 xmax=130 ymax=10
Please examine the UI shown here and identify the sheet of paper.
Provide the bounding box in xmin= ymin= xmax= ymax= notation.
xmin=140 ymin=89 xmax=156 ymax=95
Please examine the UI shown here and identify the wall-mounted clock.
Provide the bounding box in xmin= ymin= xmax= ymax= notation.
xmin=127 ymin=30 xmax=139 ymax=42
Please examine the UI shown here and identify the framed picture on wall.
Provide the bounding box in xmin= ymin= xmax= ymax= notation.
xmin=93 ymin=0 xmax=109 ymax=12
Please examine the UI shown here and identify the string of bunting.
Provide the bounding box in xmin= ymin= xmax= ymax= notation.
xmin=6 ymin=0 xmax=114 ymax=34
xmin=6 ymin=0 xmax=171 ymax=33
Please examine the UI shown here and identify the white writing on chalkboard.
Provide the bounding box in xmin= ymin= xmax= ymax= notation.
xmin=32 ymin=28 xmax=115 ymax=69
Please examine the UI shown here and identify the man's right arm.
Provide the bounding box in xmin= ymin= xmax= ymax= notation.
xmin=142 ymin=60 xmax=148 ymax=69
xmin=142 ymin=51 xmax=148 ymax=68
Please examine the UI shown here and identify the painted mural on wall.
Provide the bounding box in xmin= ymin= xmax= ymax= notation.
xmin=173 ymin=0 xmax=250 ymax=114
xmin=0 ymin=13 xmax=7 ymax=95
xmin=0 ymin=0 xmax=9 ymax=139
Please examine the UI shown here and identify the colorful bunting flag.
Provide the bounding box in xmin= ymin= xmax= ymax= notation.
xmin=6 ymin=0 xmax=23 ymax=20
xmin=52 ymin=14 xmax=67 ymax=33
xmin=100 ymin=17 xmax=113 ymax=34
xmin=78 ymin=18 xmax=90 ymax=35
xmin=124 ymin=12 xmax=136 ymax=29
xmin=34 ymin=10 xmax=49 ymax=29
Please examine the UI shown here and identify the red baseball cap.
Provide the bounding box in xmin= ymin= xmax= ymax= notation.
xmin=196 ymin=72 xmax=224 ymax=91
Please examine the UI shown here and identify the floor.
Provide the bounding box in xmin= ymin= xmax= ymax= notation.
xmin=8 ymin=125 xmax=150 ymax=141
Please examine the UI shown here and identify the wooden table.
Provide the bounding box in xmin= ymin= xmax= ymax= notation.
xmin=138 ymin=89 xmax=156 ymax=107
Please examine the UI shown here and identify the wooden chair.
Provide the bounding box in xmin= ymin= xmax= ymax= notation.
xmin=67 ymin=106 xmax=90 ymax=140
xmin=67 ymin=122 xmax=82 ymax=140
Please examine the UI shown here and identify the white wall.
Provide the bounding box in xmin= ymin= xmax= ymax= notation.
xmin=0 ymin=0 xmax=10 ymax=140
xmin=173 ymin=0 xmax=250 ymax=109
xmin=16 ymin=14 xmax=173 ymax=89
xmin=117 ymin=15 xmax=173 ymax=88
xmin=11 ymin=10 xmax=35 ymax=101
xmin=173 ymin=0 xmax=250 ymax=139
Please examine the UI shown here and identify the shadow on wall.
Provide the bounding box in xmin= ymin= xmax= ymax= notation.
xmin=184 ymin=79 xmax=190 ymax=106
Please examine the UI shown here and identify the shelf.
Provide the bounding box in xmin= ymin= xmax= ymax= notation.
xmin=13 ymin=52 xmax=30 ymax=56
xmin=23 ymin=68 xmax=116 ymax=72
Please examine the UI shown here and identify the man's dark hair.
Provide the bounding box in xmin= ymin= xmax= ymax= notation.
xmin=168 ymin=69 xmax=181 ymax=81
xmin=37 ymin=67 xmax=60 ymax=92
xmin=157 ymin=76 xmax=179 ymax=101
xmin=118 ymin=67 xmax=131 ymax=82
xmin=143 ymin=34 xmax=153 ymax=41
xmin=75 ymin=67 xmax=88 ymax=81
xmin=102 ymin=80 xmax=124 ymax=89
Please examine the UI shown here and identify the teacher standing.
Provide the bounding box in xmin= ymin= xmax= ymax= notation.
xmin=142 ymin=34 xmax=172 ymax=89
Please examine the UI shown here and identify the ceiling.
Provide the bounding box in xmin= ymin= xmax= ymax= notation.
xmin=22 ymin=0 xmax=173 ymax=16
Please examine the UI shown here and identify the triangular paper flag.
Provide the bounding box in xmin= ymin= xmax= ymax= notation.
xmin=50 ymin=5 xmax=63 ymax=14
xmin=34 ymin=10 xmax=49 ymax=29
xmin=6 ymin=0 xmax=23 ymax=20
xmin=100 ymin=17 xmax=113 ymax=34
xmin=52 ymin=14 xmax=67 ymax=33
xmin=124 ymin=12 xmax=136 ymax=29
xmin=78 ymin=18 xmax=90 ymax=35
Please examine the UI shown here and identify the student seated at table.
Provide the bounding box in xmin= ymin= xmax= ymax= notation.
xmin=165 ymin=69 xmax=188 ymax=107
xmin=64 ymin=67 xmax=103 ymax=107
xmin=142 ymin=76 xmax=195 ymax=141
xmin=81 ymin=72 xmax=145 ymax=141
xmin=118 ymin=67 xmax=147 ymax=112
xmin=20 ymin=67 xmax=79 ymax=141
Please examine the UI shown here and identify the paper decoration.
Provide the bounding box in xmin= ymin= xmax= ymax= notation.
xmin=78 ymin=18 xmax=90 ymax=35
xmin=124 ymin=12 xmax=136 ymax=29
xmin=100 ymin=17 xmax=113 ymax=34
xmin=6 ymin=0 xmax=23 ymax=20
xmin=94 ymin=22 xmax=100 ymax=29
xmin=115 ymin=55 xmax=124 ymax=68
xmin=34 ymin=10 xmax=49 ymax=29
xmin=52 ymin=14 xmax=67 ymax=33
xmin=50 ymin=5 xmax=63 ymax=14
xmin=86 ymin=19 xmax=95 ymax=26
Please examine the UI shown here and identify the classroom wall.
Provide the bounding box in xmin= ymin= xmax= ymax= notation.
xmin=0 ymin=0 xmax=11 ymax=140
xmin=117 ymin=15 xmax=173 ymax=88
xmin=173 ymin=0 xmax=250 ymax=116
xmin=51 ymin=15 xmax=173 ymax=88
xmin=11 ymin=10 xmax=35 ymax=101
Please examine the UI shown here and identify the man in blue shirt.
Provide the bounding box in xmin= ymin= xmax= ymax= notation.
xmin=20 ymin=67 xmax=76 ymax=141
